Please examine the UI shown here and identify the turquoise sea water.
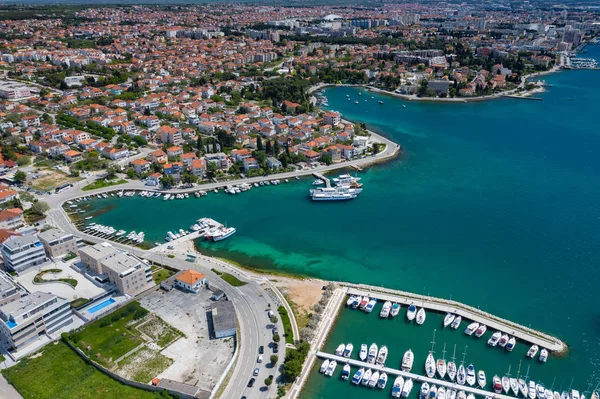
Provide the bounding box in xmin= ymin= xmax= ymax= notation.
xmin=82 ymin=46 xmax=600 ymax=395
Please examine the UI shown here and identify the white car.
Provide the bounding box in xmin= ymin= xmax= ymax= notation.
xmin=257 ymin=355 xmax=263 ymax=363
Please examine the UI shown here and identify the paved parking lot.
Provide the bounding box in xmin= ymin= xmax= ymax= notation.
xmin=139 ymin=287 xmax=234 ymax=393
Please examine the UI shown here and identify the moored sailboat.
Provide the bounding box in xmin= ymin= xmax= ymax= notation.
xmin=444 ymin=313 xmax=455 ymax=328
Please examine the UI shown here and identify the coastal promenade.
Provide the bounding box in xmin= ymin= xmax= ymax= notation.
xmin=315 ymin=351 xmax=519 ymax=399
xmin=344 ymin=285 xmax=566 ymax=353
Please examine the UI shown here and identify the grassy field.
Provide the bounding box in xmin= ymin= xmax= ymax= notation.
xmin=29 ymin=170 xmax=81 ymax=192
xmin=151 ymin=268 xmax=174 ymax=285
xmin=1 ymin=341 xmax=159 ymax=399
xmin=117 ymin=347 xmax=173 ymax=384
xmin=135 ymin=316 xmax=184 ymax=349
xmin=82 ymin=178 xmax=127 ymax=191
xmin=68 ymin=302 xmax=147 ymax=367
xmin=211 ymin=268 xmax=247 ymax=287
xmin=278 ymin=306 xmax=294 ymax=344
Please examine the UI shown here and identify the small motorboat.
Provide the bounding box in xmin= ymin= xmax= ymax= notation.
xmin=487 ymin=331 xmax=501 ymax=346
xmin=464 ymin=322 xmax=479 ymax=336
xmin=416 ymin=308 xmax=426 ymax=325
xmin=475 ymin=324 xmax=487 ymax=338
xmin=539 ymin=348 xmax=548 ymax=362
xmin=406 ymin=304 xmax=417 ymax=321
xmin=477 ymin=370 xmax=487 ymax=388
xmin=527 ymin=344 xmax=539 ymax=358
xmin=451 ymin=316 xmax=462 ymax=329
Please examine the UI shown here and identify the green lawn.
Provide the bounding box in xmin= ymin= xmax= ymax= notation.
xmin=82 ymin=179 xmax=127 ymax=191
xmin=1 ymin=341 xmax=159 ymax=399
xmin=278 ymin=306 xmax=294 ymax=344
xmin=211 ymin=268 xmax=247 ymax=287
xmin=151 ymin=269 xmax=174 ymax=285
xmin=68 ymin=302 xmax=148 ymax=367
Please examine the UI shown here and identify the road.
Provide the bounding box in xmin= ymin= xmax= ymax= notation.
xmin=47 ymin=208 xmax=284 ymax=399
xmin=0 ymin=375 xmax=22 ymax=399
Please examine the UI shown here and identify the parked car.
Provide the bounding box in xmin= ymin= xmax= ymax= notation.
xmin=272 ymin=327 xmax=279 ymax=336
xmin=257 ymin=355 xmax=263 ymax=363
xmin=258 ymin=345 xmax=264 ymax=354
xmin=247 ymin=378 xmax=255 ymax=387
xmin=253 ymin=368 xmax=259 ymax=376
xmin=272 ymin=343 xmax=279 ymax=353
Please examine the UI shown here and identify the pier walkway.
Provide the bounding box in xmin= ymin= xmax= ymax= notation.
xmin=345 ymin=286 xmax=565 ymax=352
xmin=312 ymin=172 xmax=331 ymax=188
xmin=316 ymin=351 xmax=517 ymax=399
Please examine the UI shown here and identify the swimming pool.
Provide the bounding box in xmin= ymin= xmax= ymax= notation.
xmin=87 ymin=298 xmax=116 ymax=314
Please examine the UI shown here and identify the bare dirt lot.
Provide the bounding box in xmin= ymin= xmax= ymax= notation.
xmin=139 ymin=288 xmax=234 ymax=392
xmin=28 ymin=169 xmax=81 ymax=191
xmin=271 ymin=277 xmax=325 ymax=329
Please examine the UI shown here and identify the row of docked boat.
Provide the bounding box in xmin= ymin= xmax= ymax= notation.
xmin=310 ymin=174 xmax=363 ymax=201
xmin=163 ymin=193 xmax=189 ymax=200
xmin=351 ymin=367 xmax=393 ymax=390
xmin=84 ymin=223 xmax=145 ymax=243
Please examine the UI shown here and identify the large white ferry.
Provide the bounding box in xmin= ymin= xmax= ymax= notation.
xmin=206 ymin=227 xmax=236 ymax=241
xmin=309 ymin=186 xmax=361 ymax=201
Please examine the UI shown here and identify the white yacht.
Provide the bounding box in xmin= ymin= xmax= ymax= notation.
xmin=537 ymin=384 xmax=546 ymax=399
xmin=416 ymin=308 xmax=426 ymax=325
xmin=519 ymin=379 xmax=528 ymax=397
xmin=402 ymin=379 xmax=413 ymax=398
xmin=320 ymin=359 xmax=330 ymax=373
xmin=335 ymin=344 xmax=345 ymax=356
xmin=437 ymin=359 xmax=447 ymax=379
xmin=401 ymin=349 xmax=414 ymax=371
xmin=475 ymin=324 xmax=487 ymax=338
xmin=495 ymin=376 xmax=504 ymax=394
xmin=380 ymin=301 xmax=392 ymax=318
xmin=457 ymin=364 xmax=466 ymax=385
xmin=477 ymin=370 xmax=487 ymax=388
xmin=527 ymin=345 xmax=539 ymax=358
xmin=368 ymin=370 xmax=380 ymax=388
xmin=346 ymin=295 xmax=357 ymax=306
xmin=510 ymin=378 xmax=519 ymax=396
xmin=501 ymin=376 xmax=510 ymax=394
xmin=310 ymin=186 xmax=361 ymax=201
xmin=343 ymin=343 xmax=353 ymax=357
xmin=467 ymin=394 xmax=476 ymax=399
xmin=539 ymin=348 xmax=548 ymax=362
xmin=377 ymin=372 xmax=388 ymax=389
xmin=359 ymin=344 xmax=368 ymax=361
xmin=447 ymin=361 xmax=457 ymax=381
xmin=391 ymin=376 xmax=404 ymax=398
xmin=376 ymin=345 xmax=388 ymax=366
xmin=365 ymin=298 xmax=377 ymax=313
xmin=529 ymin=381 xmax=537 ymax=399
xmin=351 ymin=367 xmax=365 ymax=385
xmin=506 ymin=336 xmax=516 ymax=351
xmin=498 ymin=334 xmax=509 ymax=348
xmin=458 ymin=391 xmax=467 ymax=399
xmin=451 ymin=316 xmax=462 ymax=329
xmin=206 ymin=226 xmax=236 ymax=242
xmin=361 ymin=368 xmax=372 ymax=386
xmin=325 ymin=360 xmax=337 ymax=376
xmin=438 ymin=387 xmax=446 ymax=399
xmin=390 ymin=302 xmax=400 ymax=317
xmin=448 ymin=389 xmax=457 ymax=399
xmin=425 ymin=353 xmax=436 ymax=378
xmin=444 ymin=313 xmax=455 ymax=328
xmin=430 ymin=385 xmax=438 ymax=399
xmin=406 ymin=304 xmax=417 ymax=321
xmin=466 ymin=364 xmax=476 ymax=386
xmin=352 ymin=296 xmax=362 ymax=309
xmin=367 ymin=343 xmax=378 ymax=364
xmin=341 ymin=364 xmax=351 ymax=380
xmin=572 ymin=390 xmax=580 ymax=399
xmin=421 ymin=382 xmax=430 ymax=399
xmin=487 ymin=331 xmax=501 ymax=346
xmin=464 ymin=322 xmax=479 ymax=336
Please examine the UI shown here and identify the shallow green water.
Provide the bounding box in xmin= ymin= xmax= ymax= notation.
xmin=81 ymin=45 xmax=600 ymax=396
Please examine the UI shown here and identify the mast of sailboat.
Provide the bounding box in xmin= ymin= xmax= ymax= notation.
xmin=451 ymin=344 xmax=457 ymax=363
xmin=516 ymin=360 xmax=522 ymax=379
xmin=430 ymin=328 xmax=437 ymax=354
xmin=551 ymin=378 xmax=556 ymax=391
xmin=442 ymin=343 xmax=447 ymax=360
xmin=524 ymin=364 xmax=531 ymax=381
xmin=507 ymin=364 xmax=512 ymax=378
xmin=568 ymin=377 xmax=575 ymax=392
xmin=461 ymin=345 xmax=468 ymax=365
xmin=585 ymin=381 xmax=593 ymax=396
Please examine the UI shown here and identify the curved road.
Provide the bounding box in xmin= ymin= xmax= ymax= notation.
xmin=48 ymin=208 xmax=282 ymax=399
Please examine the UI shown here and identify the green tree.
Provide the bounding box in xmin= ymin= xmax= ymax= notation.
xmin=273 ymin=334 xmax=280 ymax=343
xmin=16 ymin=156 xmax=31 ymax=167
xmin=256 ymin=136 xmax=263 ymax=151
xmin=206 ymin=162 xmax=218 ymax=179
xmin=264 ymin=377 xmax=273 ymax=386
xmin=14 ymin=170 xmax=26 ymax=183
xmin=265 ymin=140 xmax=272 ymax=155
xmin=105 ymin=164 xmax=120 ymax=179
xmin=160 ymin=175 xmax=176 ymax=188
xmin=270 ymin=355 xmax=278 ymax=364
xmin=31 ymin=201 xmax=50 ymax=214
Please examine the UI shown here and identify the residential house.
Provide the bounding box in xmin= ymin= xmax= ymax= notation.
xmin=64 ymin=150 xmax=83 ymax=163
xmin=175 ymin=269 xmax=206 ymax=293
xmin=131 ymin=159 xmax=151 ymax=175
xmin=147 ymin=149 xmax=167 ymax=164
xmin=243 ymin=157 xmax=259 ymax=173
xmin=0 ymin=208 xmax=23 ymax=230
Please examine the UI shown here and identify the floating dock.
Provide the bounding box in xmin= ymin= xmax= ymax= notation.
xmin=316 ymin=351 xmax=519 ymax=399
xmin=312 ymin=172 xmax=331 ymax=188
xmin=345 ymin=286 xmax=565 ymax=353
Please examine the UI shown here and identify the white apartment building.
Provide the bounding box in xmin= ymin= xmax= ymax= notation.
xmin=1 ymin=235 xmax=48 ymax=273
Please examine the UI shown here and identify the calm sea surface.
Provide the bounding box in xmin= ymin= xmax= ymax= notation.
xmin=82 ymin=45 xmax=600 ymax=396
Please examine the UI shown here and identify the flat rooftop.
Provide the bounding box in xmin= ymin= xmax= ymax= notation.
xmin=211 ymin=301 xmax=236 ymax=333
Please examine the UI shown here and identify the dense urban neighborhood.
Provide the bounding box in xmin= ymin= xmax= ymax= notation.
xmin=0 ymin=2 xmax=598 ymax=399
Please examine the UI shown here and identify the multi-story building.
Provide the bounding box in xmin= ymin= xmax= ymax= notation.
xmin=0 ymin=291 xmax=72 ymax=351
xmin=79 ymin=242 xmax=151 ymax=296
xmin=0 ymin=82 xmax=31 ymax=100
xmin=0 ymin=208 xmax=24 ymax=230
xmin=1 ymin=235 xmax=47 ymax=273
xmin=0 ymin=273 xmax=20 ymax=307
xmin=158 ymin=125 xmax=183 ymax=145
xmin=37 ymin=229 xmax=79 ymax=259
xmin=323 ymin=111 xmax=341 ymax=126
